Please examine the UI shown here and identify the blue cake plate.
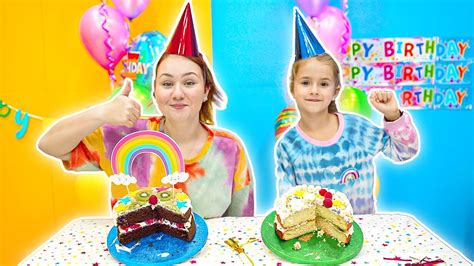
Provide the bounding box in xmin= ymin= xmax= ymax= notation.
xmin=107 ymin=213 xmax=208 ymax=265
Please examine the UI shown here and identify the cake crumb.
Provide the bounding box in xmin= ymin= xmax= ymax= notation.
xmin=316 ymin=229 xmax=324 ymax=238
xmin=293 ymin=241 xmax=301 ymax=250
xmin=298 ymin=233 xmax=314 ymax=242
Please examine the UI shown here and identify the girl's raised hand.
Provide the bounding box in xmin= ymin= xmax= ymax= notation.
xmin=369 ymin=90 xmax=401 ymax=121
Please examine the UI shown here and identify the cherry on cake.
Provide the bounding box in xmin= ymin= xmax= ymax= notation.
xmin=274 ymin=185 xmax=354 ymax=245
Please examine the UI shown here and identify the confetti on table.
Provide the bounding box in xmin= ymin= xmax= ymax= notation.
xmin=20 ymin=214 xmax=471 ymax=265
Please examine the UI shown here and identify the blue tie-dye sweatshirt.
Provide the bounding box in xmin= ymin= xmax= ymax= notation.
xmin=275 ymin=112 xmax=419 ymax=214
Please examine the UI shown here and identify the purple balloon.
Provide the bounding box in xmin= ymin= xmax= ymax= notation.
xmin=112 ymin=0 xmax=150 ymax=20
xmin=296 ymin=0 xmax=330 ymax=17
xmin=80 ymin=5 xmax=130 ymax=71
xmin=308 ymin=6 xmax=351 ymax=59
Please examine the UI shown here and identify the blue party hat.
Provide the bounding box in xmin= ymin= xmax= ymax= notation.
xmin=294 ymin=8 xmax=326 ymax=61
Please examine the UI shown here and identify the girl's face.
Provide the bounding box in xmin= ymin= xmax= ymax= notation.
xmin=155 ymin=55 xmax=209 ymax=123
xmin=292 ymin=58 xmax=340 ymax=115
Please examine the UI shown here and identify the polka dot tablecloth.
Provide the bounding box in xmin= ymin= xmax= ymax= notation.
xmin=20 ymin=213 xmax=471 ymax=265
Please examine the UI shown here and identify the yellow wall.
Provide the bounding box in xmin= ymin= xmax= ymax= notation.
xmin=0 ymin=0 xmax=212 ymax=264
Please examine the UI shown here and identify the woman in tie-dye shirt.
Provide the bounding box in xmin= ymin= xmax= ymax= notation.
xmin=275 ymin=53 xmax=419 ymax=214
xmin=38 ymin=53 xmax=255 ymax=219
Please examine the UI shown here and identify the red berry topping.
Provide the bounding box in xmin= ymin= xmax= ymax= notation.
xmin=130 ymin=224 xmax=140 ymax=229
xmin=120 ymin=225 xmax=128 ymax=232
xmin=324 ymin=191 xmax=333 ymax=199
xmin=149 ymin=195 xmax=158 ymax=205
xmin=323 ymin=198 xmax=333 ymax=208
xmin=319 ymin=189 xmax=327 ymax=196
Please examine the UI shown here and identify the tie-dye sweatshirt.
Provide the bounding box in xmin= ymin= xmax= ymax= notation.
xmin=63 ymin=117 xmax=255 ymax=218
xmin=275 ymin=112 xmax=419 ymax=214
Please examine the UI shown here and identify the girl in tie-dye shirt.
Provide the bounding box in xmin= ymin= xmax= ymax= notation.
xmin=275 ymin=54 xmax=419 ymax=214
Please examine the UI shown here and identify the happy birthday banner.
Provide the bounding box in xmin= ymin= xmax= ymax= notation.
xmin=344 ymin=37 xmax=472 ymax=110
xmin=0 ymin=99 xmax=38 ymax=139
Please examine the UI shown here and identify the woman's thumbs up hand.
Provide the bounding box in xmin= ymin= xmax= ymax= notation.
xmin=101 ymin=78 xmax=142 ymax=127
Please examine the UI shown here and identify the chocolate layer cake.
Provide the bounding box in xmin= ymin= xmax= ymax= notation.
xmin=112 ymin=187 xmax=196 ymax=244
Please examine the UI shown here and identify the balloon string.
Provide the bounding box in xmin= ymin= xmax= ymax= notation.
xmin=339 ymin=0 xmax=351 ymax=57
xmin=120 ymin=55 xmax=128 ymax=80
xmin=99 ymin=3 xmax=117 ymax=90
xmin=120 ymin=24 xmax=133 ymax=82
xmin=341 ymin=0 xmax=349 ymax=16
xmin=341 ymin=14 xmax=351 ymax=56
xmin=341 ymin=0 xmax=350 ymax=59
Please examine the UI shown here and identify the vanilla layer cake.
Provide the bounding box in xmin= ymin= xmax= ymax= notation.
xmin=274 ymin=185 xmax=353 ymax=244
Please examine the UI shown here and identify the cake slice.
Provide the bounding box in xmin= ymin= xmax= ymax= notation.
xmin=113 ymin=187 xmax=196 ymax=244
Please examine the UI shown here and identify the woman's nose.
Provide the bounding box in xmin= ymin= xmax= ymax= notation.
xmin=171 ymin=84 xmax=185 ymax=99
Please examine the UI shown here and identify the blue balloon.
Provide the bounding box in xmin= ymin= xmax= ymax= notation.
xmin=126 ymin=31 xmax=167 ymax=88
xmin=121 ymin=31 xmax=167 ymax=114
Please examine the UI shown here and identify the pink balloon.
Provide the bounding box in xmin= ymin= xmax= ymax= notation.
xmin=80 ymin=5 xmax=130 ymax=71
xmin=308 ymin=6 xmax=352 ymax=60
xmin=296 ymin=0 xmax=330 ymax=17
xmin=112 ymin=0 xmax=150 ymax=20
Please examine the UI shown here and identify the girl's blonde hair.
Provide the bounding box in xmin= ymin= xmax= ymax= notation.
xmin=289 ymin=53 xmax=340 ymax=113
xmin=154 ymin=53 xmax=224 ymax=125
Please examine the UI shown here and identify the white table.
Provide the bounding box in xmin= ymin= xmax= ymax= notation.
xmin=21 ymin=213 xmax=471 ymax=265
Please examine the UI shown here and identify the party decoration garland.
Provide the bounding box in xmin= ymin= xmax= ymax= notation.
xmin=99 ymin=2 xmax=117 ymax=84
xmin=0 ymin=99 xmax=41 ymax=139
xmin=344 ymin=37 xmax=472 ymax=109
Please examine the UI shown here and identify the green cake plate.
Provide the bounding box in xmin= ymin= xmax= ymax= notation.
xmin=261 ymin=211 xmax=363 ymax=265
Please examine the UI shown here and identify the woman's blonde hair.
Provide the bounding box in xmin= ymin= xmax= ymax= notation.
xmin=154 ymin=53 xmax=224 ymax=125
xmin=289 ymin=53 xmax=340 ymax=113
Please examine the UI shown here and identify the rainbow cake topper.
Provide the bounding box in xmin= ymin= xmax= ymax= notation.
xmin=110 ymin=130 xmax=189 ymax=201
xmin=110 ymin=173 xmax=137 ymax=193
xmin=111 ymin=130 xmax=185 ymax=177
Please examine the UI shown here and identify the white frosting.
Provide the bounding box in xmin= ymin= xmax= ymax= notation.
xmin=274 ymin=215 xmax=315 ymax=234
xmin=118 ymin=214 xmax=193 ymax=234
xmin=115 ymin=243 xmax=132 ymax=253
xmin=288 ymin=197 xmax=305 ymax=211
xmin=275 ymin=185 xmax=320 ymax=221
xmin=275 ymin=185 xmax=353 ymax=225
xmin=274 ymin=216 xmax=286 ymax=233
xmin=345 ymin=225 xmax=354 ymax=237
